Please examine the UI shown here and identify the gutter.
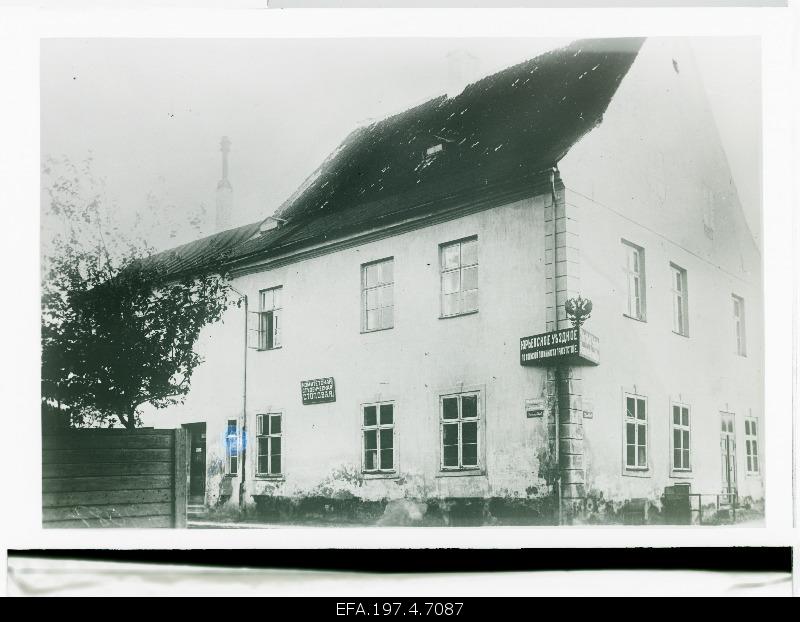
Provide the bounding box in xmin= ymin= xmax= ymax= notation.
xmin=228 ymin=284 xmax=249 ymax=510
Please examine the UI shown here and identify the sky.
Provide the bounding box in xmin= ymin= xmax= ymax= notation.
xmin=40 ymin=36 xmax=761 ymax=251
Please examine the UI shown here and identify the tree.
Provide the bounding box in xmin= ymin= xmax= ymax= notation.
xmin=41 ymin=155 xmax=234 ymax=429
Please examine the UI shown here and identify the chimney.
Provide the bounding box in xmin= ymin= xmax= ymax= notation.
xmin=215 ymin=136 xmax=233 ymax=231
xmin=445 ymin=49 xmax=481 ymax=98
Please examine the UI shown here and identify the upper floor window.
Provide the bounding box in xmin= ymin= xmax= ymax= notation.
xmin=361 ymin=258 xmax=394 ymax=332
xmin=225 ymin=419 xmax=239 ymax=475
xmin=744 ymin=417 xmax=759 ymax=474
xmin=624 ymin=393 xmax=648 ymax=470
xmin=440 ymin=391 xmax=481 ymax=471
xmin=258 ymin=286 xmax=282 ymax=350
xmin=256 ymin=413 xmax=282 ymax=477
xmin=671 ymin=264 xmax=689 ymax=336
xmin=623 ymin=241 xmax=646 ymax=321
xmin=362 ymin=402 xmax=395 ymax=473
xmin=671 ymin=403 xmax=690 ymax=472
xmin=440 ymin=236 xmax=478 ymax=318
xmin=733 ymin=295 xmax=746 ymax=356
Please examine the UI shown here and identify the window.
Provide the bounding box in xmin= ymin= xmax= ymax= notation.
xmin=440 ymin=392 xmax=481 ymax=470
xmin=671 ymin=404 xmax=690 ymax=472
xmin=362 ymin=402 xmax=394 ymax=473
xmin=744 ymin=417 xmax=759 ymax=474
xmin=623 ymin=241 xmax=646 ymax=320
xmin=624 ymin=394 xmax=647 ymax=470
xmin=733 ymin=295 xmax=746 ymax=356
xmin=256 ymin=413 xmax=282 ymax=476
xmin=225 ymin=419 xmax=239 ymax=475
xmin=671 ymin=264 xmax=689 ymax=336
xmin=440 ymin=237 xmax=478 ymax=317
xmin=361 ymin=258 xmax=394 ymax=332
xmin=258 ymin=287 xmax=282 ymax=350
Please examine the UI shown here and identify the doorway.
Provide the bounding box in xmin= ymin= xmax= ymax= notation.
xmin=183 ymin=422 xmax=207 ymax=505
xmin=720 ymin=413 xmax=737 ymax=501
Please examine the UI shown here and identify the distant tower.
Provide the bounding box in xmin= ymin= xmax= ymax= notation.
xmin=215 ymin=136 xmax=233 ymax=231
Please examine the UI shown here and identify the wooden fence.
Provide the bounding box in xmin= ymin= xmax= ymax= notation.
xmin=42 ymin=428 xmax=187 ymax=528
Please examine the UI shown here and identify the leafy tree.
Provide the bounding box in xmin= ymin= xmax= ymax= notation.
xmin=41 ymin=155 xmax=233 ymax=429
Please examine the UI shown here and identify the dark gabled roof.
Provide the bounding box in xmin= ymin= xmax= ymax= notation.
xmin=147 ymin=38 xmax=643 ymax=275
xmin=143 ymin=221 xmax=261 ymax=278
xmin=224 ymin=37 xmax=644 ymax=267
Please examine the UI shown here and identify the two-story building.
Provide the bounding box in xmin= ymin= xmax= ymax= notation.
xmin=141 ymin=37 xmax=763 ymax=525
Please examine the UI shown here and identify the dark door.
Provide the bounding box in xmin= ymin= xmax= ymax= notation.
xmin=184 ymin=423 xmax=207 ymax=504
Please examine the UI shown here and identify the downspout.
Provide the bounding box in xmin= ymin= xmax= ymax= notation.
xmin=548 ymin=166 xmax=562 ymax=526
xmin=228 ymin=284 xmax=248 ymax=510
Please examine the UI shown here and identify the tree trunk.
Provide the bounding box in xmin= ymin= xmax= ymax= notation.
xmin=117 ymin=410 xmax=136 ymax=430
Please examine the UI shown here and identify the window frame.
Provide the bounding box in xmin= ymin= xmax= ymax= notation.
xmin=360 ymin=257 xmax=395 ymax=333
xmin=439 ymin=236 xmax=479 ymax=319
xmin=670 ymin=402 xmax=691 ymax=474
xmin=744 ymin=416 xmax=760 ymax=475
xmin=622 ymin=240 xmax=646 ymax=321
xmin=225 ymin=418 xmax=239 ymax=476
xmin=622 ymin=392 xmax=649 ymax=473
xmin=256 ymin=286 xmax=283 ymax=351
xmin=360 ymin=401 xmax=397 ymax=475
xmin=255 ymin=412 xmax=283 ymax=478
xmin=732 ymin=294 xmax=747 ymax=357
xmin=670 ymin=263 xmax=689 ymax=337
xmin=439 ymin=390 xmax=483 ymax=473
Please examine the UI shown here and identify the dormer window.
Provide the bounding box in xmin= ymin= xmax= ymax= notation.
xmin=259 ymin=216 xmax=285 ymax=235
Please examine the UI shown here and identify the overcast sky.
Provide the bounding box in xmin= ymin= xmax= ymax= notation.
xmin=41 ymin=37 xmax=761 ymax=251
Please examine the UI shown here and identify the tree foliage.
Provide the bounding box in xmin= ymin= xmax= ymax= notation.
xmin=41 ymin=155 xmax=234 ymax=429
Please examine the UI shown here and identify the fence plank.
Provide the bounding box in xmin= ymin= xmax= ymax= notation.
xmin=43 ymin=434 xmax=174 ymax=450
xmin=43 ymin=462 xmax=173 ymax=478
xmin=43 ymin=502 xmax=174 ymax=522
xmin=173 ymin=428 xmax=188 ymax=528
xmin=42 ymin=475 xmax=173 ymax=493
xmin=43 ymin=488 xmax=172 ymax=508
xmin=44 ymin=515 xmax=173 ymax=529
xmin=43 ymin=448 xmax=172 ymax=464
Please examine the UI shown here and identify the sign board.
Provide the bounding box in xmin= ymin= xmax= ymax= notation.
xmin=301 ymin=377 xmax=336 ymax=405
xmin=520 ymin=327 xmax=600 ymax=367
xmin=525 ymin=398 xmax=546 ymax=418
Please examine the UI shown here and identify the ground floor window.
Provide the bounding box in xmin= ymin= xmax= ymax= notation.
xmin=256 ymin=413 xmax=282 ymax=476
xmin=671 ymin=403 xmax=690 ymax=472
xmin=440 ymin=392 xmax=481 ymax=470
xmin=225 ymin=418 xmax=239 ymax=475
xmin=624 ymin=393 xmax=648 ymax=470
xmin=362 ymin=402 xmax=394 ymax=473
xmin=745 ymin=417 xmax=759 ymax=474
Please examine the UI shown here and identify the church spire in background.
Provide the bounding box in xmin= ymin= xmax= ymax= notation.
xmin=215 ymin=136 xmax=233 ymax=231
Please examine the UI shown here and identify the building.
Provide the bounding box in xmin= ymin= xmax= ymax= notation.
xmin=141 ymin=38 xmax=763 ymax=525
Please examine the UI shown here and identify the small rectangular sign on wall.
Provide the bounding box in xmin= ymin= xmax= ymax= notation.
xmin=526 ymin=398 xmax=545 ymax=418
xmin=301 ymin=377 xmax=336 ymax=405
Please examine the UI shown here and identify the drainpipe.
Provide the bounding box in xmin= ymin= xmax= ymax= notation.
xmin=549 ymin=166 xmax=563 ymax=526
xmin=228 ymin=285 xmax=248 ymax=510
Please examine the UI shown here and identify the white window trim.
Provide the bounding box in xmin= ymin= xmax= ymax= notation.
xmin=622 ymin=240 xmax=646 ymax=322
xmin=360 ymin=401 xmax=397 ymax=476
xmin=669 ymin=401 xmax=692 ymax=475
xmin=438 ymin=388 xmax=485 ymax=474
xmin=360 ymin=257 xmax=395 ymax=333
xmin=670 ymin=263 xmax=689 ymax=337
xmin=622 ymin=391 xmax=649 ymax=476
xmin=255 ymin=412 xmax=284 ymax=478
xmin=744 ymin=416 xmax=760 ymax=476
xmin=225 ymin=418 xmax=239 ymax=476
xmin=439 ymin=236 xmax=479 ymax=319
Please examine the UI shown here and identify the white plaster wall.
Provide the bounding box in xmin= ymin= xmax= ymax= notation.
xmin=559 ymin=38 xmax=764 ymax=503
